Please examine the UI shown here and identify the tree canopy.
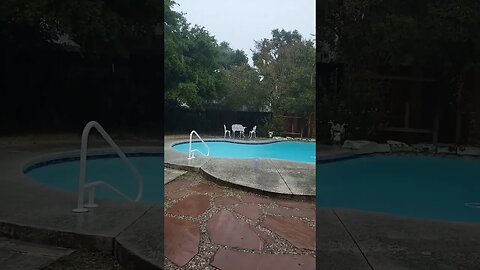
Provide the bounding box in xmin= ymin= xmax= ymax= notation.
xmin=165 ymin=1 xmax=316 ymax=118
xmin=216 ymin=64 xmax=266 ymax=111
xmin=318 ymin=0 xmax=480 ymax=140
xmin=164 ymin=0 xmax=248 ymax=109
xmin=319 ymin=0 xmax=480 ymax=73
xmin=252 ymin=29 xmax=316 ymax=116
xmin=0 ymin=0 xmax=162 ymax=133
xmin=0 ymin=0 xmax=162 ymax=57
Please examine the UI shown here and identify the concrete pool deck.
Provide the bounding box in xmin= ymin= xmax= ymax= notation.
xmin=0 ymin=236 xmax=74 ymax=269
xmin=164 ymin=136 xmax=316 ymax=197
xmin=318 ymin=207 xmax=480 ymax=270
xmin=0 ymin=140 xmax=164 ymax=269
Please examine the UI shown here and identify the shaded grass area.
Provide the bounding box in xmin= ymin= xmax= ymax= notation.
xmin=42 ymin=250 xmax=124 ymax=270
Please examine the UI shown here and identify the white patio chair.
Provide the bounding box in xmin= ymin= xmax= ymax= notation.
xmin=224 ymin=124 xmax=231 ymax=138
xmin=249 ymin=126 xmax=257 ymax=139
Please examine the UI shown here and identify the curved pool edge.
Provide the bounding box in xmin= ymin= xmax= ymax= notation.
xmin=316 ymin=145 xmax=480 ymax=164
xmin=165 ymin=138 xmax=316 ymax=197
xmin=171 ymin=137 xmax=316 ymax=147
xmin=22 ymin=146 xmax=164 ymax=173
xmin=0 ymin=145 xmax=164 ymax=270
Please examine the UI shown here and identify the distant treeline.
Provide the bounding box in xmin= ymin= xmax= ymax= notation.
xmin=0 ymin=43 xmax=163 ymax=135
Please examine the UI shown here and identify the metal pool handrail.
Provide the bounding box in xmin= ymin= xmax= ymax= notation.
xmin=188 ymin=130 xmax=210 ymax=159
xmin=72 ymin=121 xmax=143 ymax=213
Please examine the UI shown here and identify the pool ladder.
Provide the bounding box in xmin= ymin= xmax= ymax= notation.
xmin=72 ymin=121 xmax=143 ymax=213
xmin=188 ymin=130 xmax=210 ymax=159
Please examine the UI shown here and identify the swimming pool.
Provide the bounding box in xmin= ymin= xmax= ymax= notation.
xmin=173 ymin=141 xmax=315 ymax=163
xmin=317 ymin=155 xmax=480 ymax=223
xmin=25 ymin=153 xmax=163 ymax=203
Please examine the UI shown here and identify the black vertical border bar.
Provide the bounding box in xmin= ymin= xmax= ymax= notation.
xmin=316 ymin=0 xmax=326 ymax=268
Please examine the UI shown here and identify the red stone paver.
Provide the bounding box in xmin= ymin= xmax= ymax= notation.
xmin=262 ymin=215 xmax=315 ymax=250
xmin=165 ymin=189 xmax=190 ymax=200
xmin=214 ymin=196 xmax=241 ymax=207
xmin=274 ymin=199 xmax=316 ymax=210
xmin=241 ymin=194 xmax=273 ymax=205
xmin=191 ymin=182 xmax=224 ymax=194
xmin=165 ymin=179 xmax=191 ymax=194
xmin=167 ymin=194 xmax=210 ymax=217
xmin=211 ymin=249 xmax=315 ymax=270
xmin=207 ymin=210 xmax=266 ymax=250
xmin=233 ymin=203 xmax=261 ymax=223
xmin=164 ymin=216 xmax=200 ymax=267
xmin=266 ymin=206 xmax=316 ymax=220
xmin=164 ymin=174 xmax=315 ymax=269
xmin=253 ymin=227 xmax=275 ymax=246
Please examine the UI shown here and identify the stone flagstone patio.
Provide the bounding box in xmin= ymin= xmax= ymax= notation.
xmin=164 ymin=171 xmax=315 ymax=270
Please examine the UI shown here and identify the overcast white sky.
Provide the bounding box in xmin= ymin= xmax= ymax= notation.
xmin=173 ymin=0 xmax=315 ymax=66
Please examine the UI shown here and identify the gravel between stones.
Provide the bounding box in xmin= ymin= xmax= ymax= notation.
xmin=164 ymin=171 xmax=316 ymax=270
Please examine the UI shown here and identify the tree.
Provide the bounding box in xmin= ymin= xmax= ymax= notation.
xmin=164 ymin=1 xmax=251 ymax=110
xmin=318 ymin=0 xmax=480 ymax=141
xmin=216 ymin=64 xmax=267 ymax=111
xmin=0 ymin=0 xmax=161 ymax=57
xmin=0 ymin=0 xmax=162 ymax=132
xmin=164 ymin=0 xmax=218 ymax=109
xmin=252 ymin=29 xmax=316 ymax=116
xmin=217 ymin=41 xmax=248 ymax=69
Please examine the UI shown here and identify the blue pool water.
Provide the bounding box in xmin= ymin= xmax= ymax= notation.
xmin=317 ymin=155 xmax=480 ymax=223
xmin=25 ymin=154 xmax=163 ymax=203
xmin=173 ymin=141 xmax=315 ymax=163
